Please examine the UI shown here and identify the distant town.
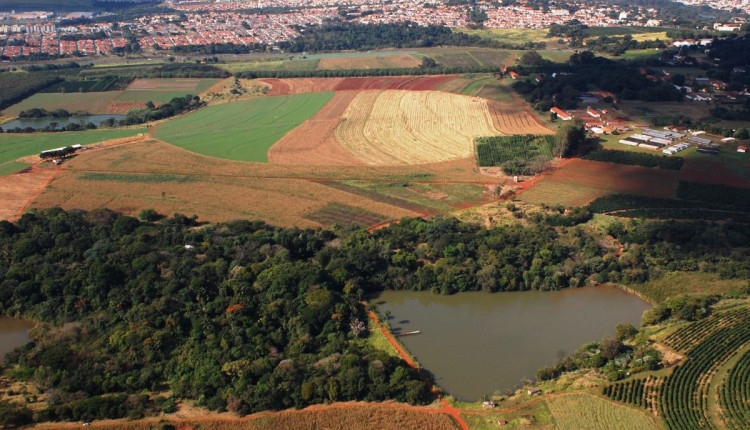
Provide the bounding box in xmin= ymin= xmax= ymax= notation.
xmin=0 ymin=0 xmax=746 ymax=60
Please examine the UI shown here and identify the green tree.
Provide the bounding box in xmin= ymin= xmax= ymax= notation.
xmin=520 ymin=51 xmax=544 ymax=66
xmin=554 ymin=119 xmax=586 ymax=157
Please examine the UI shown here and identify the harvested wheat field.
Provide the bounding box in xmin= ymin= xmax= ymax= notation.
xmin=520 ymin=159 xmax=681 ymax=207
xmin=318 ymin=53 xmax=421 ymax=70
xmin=333 ymin=90 xmax=501 ymax=165
xmin=0 ymin=165 xmax=59 ymax=221
xmin=487 ymin=101 xmax=553 ymax=135
xmin=268 ymin=91 xmax=363 ymax=165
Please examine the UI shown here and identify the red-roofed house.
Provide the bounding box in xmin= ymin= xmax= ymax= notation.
xmin=738 ymin=146 xmax=747 ymax=153
xmin=550 ymin=107 xmax=572 ymax=121
xmin=586 ymin=107 xmax=601 ymax=118
xmin=509 ymin=71 xmax=519 ymax=79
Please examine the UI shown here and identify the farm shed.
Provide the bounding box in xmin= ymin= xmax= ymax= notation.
xmin=738 ymin=146 xmax=747 ymax=153
xmin=550 ymin=107 xmax=572 ymax=120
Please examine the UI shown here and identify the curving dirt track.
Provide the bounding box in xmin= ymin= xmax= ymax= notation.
xmin=268 ymin=92 xmax=363 ymax=165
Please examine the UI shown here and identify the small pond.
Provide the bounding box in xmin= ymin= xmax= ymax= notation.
xmin=374 ymin=286 xmax=651 ymax=401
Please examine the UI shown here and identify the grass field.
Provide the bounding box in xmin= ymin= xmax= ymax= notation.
xmin=220 ymin=59 xmax=321 ymax=74
xmin=154 ymin=92 xmax=333 ymax=162
xmin=333 ymin=90 xmax=501 ymax=165
xmin=0 ymin=128 xmax=147 ymax=166
xmin=2 ymin=92 xmax=119 ymax=116
xmin=0 ymin=161 xmax=29 ymax=176
xmin=627 ymin=272 xmax=750 ymax=303
xmin=416 ymin=48 xmax=512 ymax=68
xmin=458 ymin=28 xmax=553 ymax=45
xmin=546 ymin=393 xmax=658 ymax=430
xmin=318 ymin=53 xmax=421 ymax=70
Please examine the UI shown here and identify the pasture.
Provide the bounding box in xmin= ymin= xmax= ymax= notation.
xmin=546 ymin=393 xmax=658 ymax=430
xmin=154 ymin=92 xmax=334 ymax=162
xmin=519 ymin=159 xmax=680 ymax=207
xmin=0 ymin=128 xmax=147 ymax=166
xmin=333 ymin=90 xmax=501 ymax=165
xmin=318 ymin=53 xmax=421 ymax=70
xmin=2 ymin=92 xmax=118 ymax=116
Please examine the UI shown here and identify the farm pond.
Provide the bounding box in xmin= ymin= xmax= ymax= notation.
xmin=373 ymin=285 xmax=650 ymax=401
xmin=0 ymin=317 xmax=33 ymax=364
xmin=2 ymin=115 xmax=125 ymax=131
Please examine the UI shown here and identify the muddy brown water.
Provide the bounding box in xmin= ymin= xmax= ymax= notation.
xmin=0 ymin=317 xmax=33 ymax=364
xmin=374 ymin=286 xmax=651 ymax=401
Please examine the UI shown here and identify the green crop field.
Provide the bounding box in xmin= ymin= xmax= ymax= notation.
xmin=220 ymin=59 xmax=321 ymax=74
xmin=0 ymin=161 xmax=30 ymax=176
xmin=154 ymin=92 xmax=333 ymax=162
xmin=3 ymin=92 xmax=119 ymax=116
xmin=0 ymin=128 xmax=147 ymax=167
xmin=476 ymin=135 xmax=556 ymax=167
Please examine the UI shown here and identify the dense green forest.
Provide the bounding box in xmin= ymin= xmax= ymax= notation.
xmin=1 ymin=208 xmax=749 ymax=424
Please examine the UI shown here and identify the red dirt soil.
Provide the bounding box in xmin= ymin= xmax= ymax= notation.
xmin=268 ymin=92 xmax=363 ymax=165
xmin=0 ymin=165 xmax=60 ymax=221
xmin=541 ymin=159 xmax=681 ymax=198
xmin=680 ymin=158 xmax=750 ymax=188
xmin=260 ymin=78 xmax=342 ymax=96
xmin=334 ymin=75 xmax=459 ymax=91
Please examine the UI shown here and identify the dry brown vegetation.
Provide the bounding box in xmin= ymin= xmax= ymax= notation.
xmin=334 ymin=90 xmax=500 ymax=165
xmin=0 ymin=164 xmax=59 ymax=221
xmin=30 ymin=140 xmax=498 ymax=227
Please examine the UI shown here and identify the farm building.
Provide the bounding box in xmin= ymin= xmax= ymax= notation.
xmin=689 ymin=136 xmax=714 ymax=146
xmin=509 ymin=71 xmax=519 ymax=79
xmin=738 ymin=146 xmax=747 ymax=153
xmin=642 ymin=128 xmax=684 ymax=141
xmin=586 ymin=107 xmax=601 ymax=118
xmin=550 ymin=107 xmax=572 ymax=120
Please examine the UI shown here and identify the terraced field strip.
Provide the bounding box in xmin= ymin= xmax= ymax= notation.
xmin=546 ymin=393 xmax=658 ymax=430
xmin=154 ymin=92 xmax=334 ymax=162
xmin=316 ymin=180 xmax=435 ymax=215
xmin=334 ymin=90 xmax=501 ymax=165
xmin=303 ymin=202 xmax=392 ymax=227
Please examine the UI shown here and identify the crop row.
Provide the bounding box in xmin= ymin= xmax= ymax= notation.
xmin=719 ymin=349 xmax=750 ymax=430
xmin=603 ymin=375 xmax=663 ymax=412
xmin=659 ymin=312 xmax=750 ymax=430
xmin=662 ymin=307 xmax=750 ymax=354
xmin=475 ymin=134 xmax=555 ymax=167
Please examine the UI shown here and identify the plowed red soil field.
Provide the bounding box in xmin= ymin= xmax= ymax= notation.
xmin=268 ymin=91 xmax=362 ymax=165
xmin=104 ymin=102 xmax=147 ymax=114
xmin=680 ymin=159 xmax=750 ymax=188
xmin=334 ymin=75 xmax=459 ymax=91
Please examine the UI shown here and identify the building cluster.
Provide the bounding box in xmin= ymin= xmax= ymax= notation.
xmin=0 ymin=0 xmax=746 ymax=59
xmin=677 ymin=0 xmax=750 ymax=12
